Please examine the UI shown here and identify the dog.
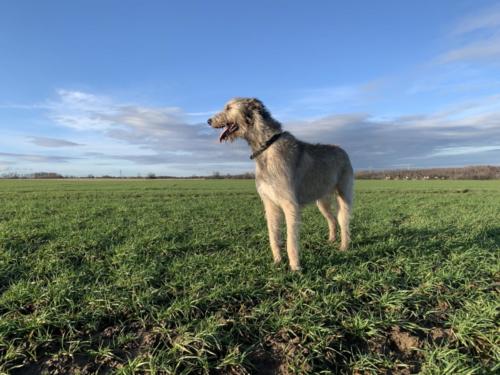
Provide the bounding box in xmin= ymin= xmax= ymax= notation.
xmin=208 ymin=98 xmax=353 ymax=271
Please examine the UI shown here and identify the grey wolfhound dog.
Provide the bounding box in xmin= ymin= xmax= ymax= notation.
xmin=208 ymin=98 xmax=353 ymax=271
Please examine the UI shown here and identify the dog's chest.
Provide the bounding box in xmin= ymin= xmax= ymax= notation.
xmin=256 ymin=180 xmax=285 ymax=205
xmin=255 ymin=168 xmax=291 ymax=204
xmin=255 ymin=153 xmax=295 ymax=202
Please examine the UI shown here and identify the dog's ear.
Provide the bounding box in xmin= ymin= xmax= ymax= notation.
xmin=247 ymin=98 xmax=270 ymax=119
xmin=247 ymin=98 xmax=264 ymax=111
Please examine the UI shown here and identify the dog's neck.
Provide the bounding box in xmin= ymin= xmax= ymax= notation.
xmin=245 ymin=117 xmax=282 ymax=156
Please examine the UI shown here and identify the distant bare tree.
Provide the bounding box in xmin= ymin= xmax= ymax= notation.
xmin=32 ymin=172 xmax=63 ymax=179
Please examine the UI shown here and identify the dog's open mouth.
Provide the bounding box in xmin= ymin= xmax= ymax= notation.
xmin=219 ymin=123 xmax=239 ymax=142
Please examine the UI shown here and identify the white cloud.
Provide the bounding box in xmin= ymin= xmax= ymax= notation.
xmin=452 ymin=4 xmax=500 ymax=35
xmin=44 ymin=89 xmax=251 ymax=168
xmin=284 ymin=97 xmax=500 ymax=169
xmin=48 ymin=90 xmax=116 ymax=130
xmin=0 ymin=152 xmax=77 ymax=163
xmin=429 ymin=145 xmax=500 ymax=157
xmin=438 ymin=36 xmax=500 ymax=63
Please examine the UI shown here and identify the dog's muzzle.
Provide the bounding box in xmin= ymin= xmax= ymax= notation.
xmin=218 ymin=123 xmax=239 ymax=142
xmin=208 ymin=117 xmax=239 ymax=142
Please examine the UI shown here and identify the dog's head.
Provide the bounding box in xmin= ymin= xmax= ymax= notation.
xmin=207 ymin=97 xmax=273 ymax=142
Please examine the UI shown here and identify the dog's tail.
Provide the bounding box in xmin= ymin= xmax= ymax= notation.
xmin=336 ymin=165 xmax=354 ymax=251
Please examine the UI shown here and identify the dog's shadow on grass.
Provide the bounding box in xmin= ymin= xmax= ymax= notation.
xmin=304 ymin=225 xmax=500 ymax=275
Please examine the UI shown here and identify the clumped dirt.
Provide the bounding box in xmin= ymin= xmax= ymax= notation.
xmin=350 ymin=325 xmax=425 ymax=374
xmin=248 ymin=347 xmax=286 ymax=375
xmin=12 ymin=353 xmax=100 ymax=375
xmin=101 ymin=325 xmax=120 ymax=338
xmin=247 ymin=331 xmax=312 ymax=375
xmin=389 ymin=326 xmax=423 ymax=353
xmin=10 ymin=322 xmax=161 ymax=375
xmin=429 ymin=327 xmax=454 ymax=344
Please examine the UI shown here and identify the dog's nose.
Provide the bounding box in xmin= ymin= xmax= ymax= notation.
xmin=207 ymin=118 xmax=212 ymax=126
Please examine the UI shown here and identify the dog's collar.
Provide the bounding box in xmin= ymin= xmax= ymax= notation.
xmin=250 ymin=132 xmax=283 ymax=160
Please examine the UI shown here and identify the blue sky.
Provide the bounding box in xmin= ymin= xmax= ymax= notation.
xmin=1 ymin=0 xmax=500 ymax=176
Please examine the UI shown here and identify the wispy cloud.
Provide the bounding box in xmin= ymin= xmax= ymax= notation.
xmin=274 ymin=80 xmax=386 ymax=120
xmin=28 ymin=136 xmax=83 ymax=147
xmin=0 ymin=103 xmax=48 ymax=110
xmin=437 ymin=5 xmax=500 ymax=64
xmin=452 ymin=4 xmax=500 ymax=35
xmin=185 ymin=110 xmax=217 ymax=117
xmin=438 ymin=36 xmax=500 ymax=63
xmin=0 ymin=152 xmax=78 ymax=163
xmin=295 ymin=86 xmax=360 ymax=108
xmin=291 ymin=82 xmax=381 ymax=113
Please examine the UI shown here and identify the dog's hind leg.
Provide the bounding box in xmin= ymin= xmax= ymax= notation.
xmin=263 ymin=198 xmax=283 ymax=264
xmin=336 ymin=172 xmax=354 ymax=251
xmin=316 ymin=196 xmax=337 ymax=242
xmin=282 ymin=201 xmax=301 ymax=271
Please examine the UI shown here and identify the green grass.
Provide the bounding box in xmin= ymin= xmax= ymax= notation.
xmin=0 ymin=179 xmax=498 ymax=374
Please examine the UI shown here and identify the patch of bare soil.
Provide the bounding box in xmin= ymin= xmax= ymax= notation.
xmin=247 ymin=332 xmax=312 ymax=375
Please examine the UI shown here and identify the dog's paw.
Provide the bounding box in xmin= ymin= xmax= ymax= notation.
xmin=290 ymin=264 xmax=302 ymax=272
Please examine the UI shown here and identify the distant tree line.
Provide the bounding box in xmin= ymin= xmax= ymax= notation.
xmin=2 ymin=166 xmax=499 ymax=180
xmin=0 ymin=171 xmax=257 ymax=180
xmin=355 ymin=165 xmax=500 ymax=180
xmin=1 ymin=172 xmax=64 ymax=179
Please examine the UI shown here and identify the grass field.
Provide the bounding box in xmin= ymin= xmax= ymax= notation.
xmin=0 ymin=179 xmax=498 ymax=374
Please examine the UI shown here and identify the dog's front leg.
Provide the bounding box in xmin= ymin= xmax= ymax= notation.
xmin=282 ymin=201 xmax=301 ymax=271
xmin=263 ymin=198 xmax=283 ymax=264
